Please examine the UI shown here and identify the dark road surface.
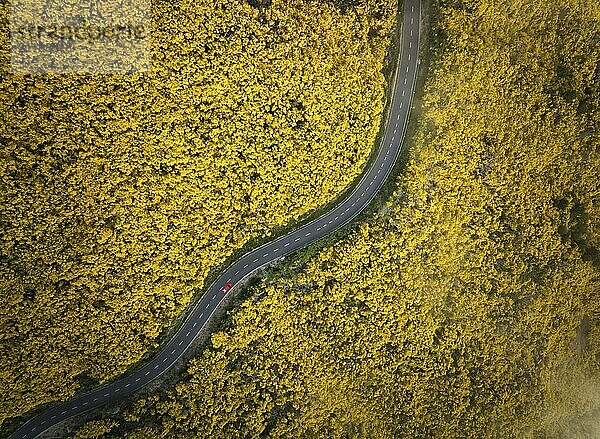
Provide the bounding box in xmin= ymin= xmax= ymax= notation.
xmin=9 ymin=1 xmax=421 ymax=437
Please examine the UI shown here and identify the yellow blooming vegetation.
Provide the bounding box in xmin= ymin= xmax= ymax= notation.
xmin=0 ymin=0 xmax=396 ymax=424
xmin=73 ymin=0 xmax=600 ymax=437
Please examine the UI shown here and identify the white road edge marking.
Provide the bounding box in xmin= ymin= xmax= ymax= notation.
xmin=26 ymin=6 xmax=422 ymax=434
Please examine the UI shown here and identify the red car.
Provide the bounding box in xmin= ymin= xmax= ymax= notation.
xmin=220 ymin=281 xmax=233 ymax=294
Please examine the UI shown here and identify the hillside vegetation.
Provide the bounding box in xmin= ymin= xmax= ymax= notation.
xmin=0 ymin=0 xmax=395 ymax=424
xmin=72 ymin=0 xmax=600 ymax=437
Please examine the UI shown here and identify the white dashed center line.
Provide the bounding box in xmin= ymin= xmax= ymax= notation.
xmin=26 ymin=6 xmax=422 ymax=436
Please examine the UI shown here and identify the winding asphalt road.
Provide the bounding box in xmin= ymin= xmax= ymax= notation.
xmin=9 ymin=1 xmax=421 ymax=437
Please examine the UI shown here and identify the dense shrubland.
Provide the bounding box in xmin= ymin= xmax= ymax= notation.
xmin=71 ymin=0 xmax=600 ymax=437
xmin=0 ymin=0 xmax=395 ymax=424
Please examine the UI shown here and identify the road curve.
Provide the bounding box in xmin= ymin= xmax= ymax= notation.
xmin=9 ymin=1 xmax=421 ymax=437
